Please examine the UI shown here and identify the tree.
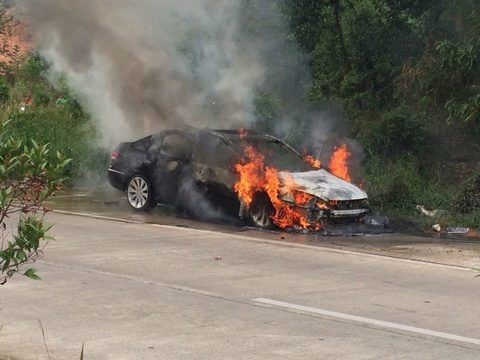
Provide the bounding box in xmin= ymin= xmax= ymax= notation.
xmin=0 ymin=119 xmax=70 ymax=284
xmin=0 ymin=3 xmax=27 ymax=75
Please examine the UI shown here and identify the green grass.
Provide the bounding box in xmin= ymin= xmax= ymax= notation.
xmin=364 ymin=156 xmax=480 ymax=229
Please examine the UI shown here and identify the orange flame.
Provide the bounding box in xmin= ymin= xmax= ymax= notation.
xmin=238 ymin=128 xmax=248 ymax=139
xmin=233 ymin=146 xmax=266 ymax=207
xmin=329 ymin=144 xmax=351 ymax=182
xmin=358 ymin=179 xmax=365 ymax=189
xmin=304 ymin=154 xmax=321 ymax=169
xmin=234 ymin=146 xmax=322 ymax=230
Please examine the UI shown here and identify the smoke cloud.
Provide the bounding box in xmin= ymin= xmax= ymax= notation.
xmin=17 ymin=0 xmax=271 ymax=147
xmin=17 ymin=0 xmax=362 ymax=177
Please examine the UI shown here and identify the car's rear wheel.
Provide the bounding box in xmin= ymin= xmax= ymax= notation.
xmin=248 ymin=192 xmax=275 ymax=229
xmin=126 ymin=175 xmax=155 ymax=211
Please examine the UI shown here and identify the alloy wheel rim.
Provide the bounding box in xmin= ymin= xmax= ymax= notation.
xmin=251 ymin=208 xmax=271 ymax=227
xmin=127 ymin=177 xmax=149 ymax=209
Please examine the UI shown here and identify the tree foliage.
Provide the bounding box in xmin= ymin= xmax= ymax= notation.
xmin=0 ymin=3 xmax=28 ymax=75
xmin=281 ymin=0 xmax=480 ymax=162
xmin=0 ymin=119 xmax=70 ymax=284
xmin=271 ymin=0 xmax=480 ymax=223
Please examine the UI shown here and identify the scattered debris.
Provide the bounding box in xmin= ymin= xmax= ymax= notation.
xmin=416 ymin=205 xmax=445 ymax=217
xmin=432 ymin=224 xmax=441 ymax=232
xmin=447 ymin=227 xmax=469 ymax=234
xmin=19 ymin=97 xmax=33 ymax=112
xmin=363 ymin=213 xmax=389 ymax=227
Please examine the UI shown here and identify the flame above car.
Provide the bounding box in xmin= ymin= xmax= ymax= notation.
xmin=234 ymin=145 xmax=323 ymax=230
xmin=233 ymin=140 xmax=367 ymax=230
xmin=329 ymin=144 xmax=351 ymax=182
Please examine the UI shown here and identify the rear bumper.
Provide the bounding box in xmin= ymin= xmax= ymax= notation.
xmin=108 ymin=167 xmax=129 ymax=191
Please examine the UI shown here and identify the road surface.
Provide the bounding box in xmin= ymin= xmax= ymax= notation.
xmin=44 ymin=190 xmax=480 ymax=268
xmin=1 ymin=211 xmax=479 ymax=359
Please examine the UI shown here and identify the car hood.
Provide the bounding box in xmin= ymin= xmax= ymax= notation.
xmin=278 ymin=169 xmax=367 ymax=201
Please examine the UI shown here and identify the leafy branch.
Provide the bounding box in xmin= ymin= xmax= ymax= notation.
xmin=0 ymin=119 xmax=71 ymax=284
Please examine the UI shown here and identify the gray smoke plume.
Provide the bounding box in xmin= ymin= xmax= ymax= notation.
xmin=17 ymin=0 xmax=364 ymax=180
xmin=16 ymin=0 xmax=268 ymax=148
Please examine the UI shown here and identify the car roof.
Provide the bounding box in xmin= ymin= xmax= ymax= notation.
xmin=156 ymin=127 xmax=303 ymax=159
xmin=210 ymin=129 xmax=278 ymax=141
xmin=165 ymin=127 xmax=279 ymax=143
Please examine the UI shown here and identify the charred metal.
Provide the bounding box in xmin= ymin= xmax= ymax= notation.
xmin=108 ymin=127 xmax=369 ymax=230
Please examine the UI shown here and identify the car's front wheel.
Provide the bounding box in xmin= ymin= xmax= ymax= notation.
xmin=248 ymin=192 xmax=275 ymax=229
xmin=126 ymin=175 xmax=155 ymax=211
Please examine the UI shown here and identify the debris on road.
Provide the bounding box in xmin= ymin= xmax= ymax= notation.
xmin=416 ymin=205 xmax=445 ymax=217
xmin=447 ymin=227 xmax=470 ymax=234
xmin=214 ymin=256 xmax=222 ymax=261
xmin=363 ymin=213 xmax=389 ymax=227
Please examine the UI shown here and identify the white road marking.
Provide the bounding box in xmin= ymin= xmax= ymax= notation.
xmin=50 ymin=194 xmax=90 ymax=198
xmin=253 ymin=298 xmax=480 ymax=346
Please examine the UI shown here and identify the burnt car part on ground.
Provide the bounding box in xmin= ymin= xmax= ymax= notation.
xmin=108 ymin=128 xmax=369 ymax=229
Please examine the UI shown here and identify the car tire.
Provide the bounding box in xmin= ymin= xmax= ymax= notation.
xmin=126 ymin=174 xmax=155 ymax=211
xmin=248 ymin=192 xmax=275 ymax=229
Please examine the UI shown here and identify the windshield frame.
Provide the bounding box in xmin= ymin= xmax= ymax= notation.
xmin=229 ymin=136 xmax=313 ymax=172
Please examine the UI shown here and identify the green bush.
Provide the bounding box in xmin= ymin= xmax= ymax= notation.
xmin=0 ymin=119 xmax=71 ymax=284
xmin=6 ymin=107 xmax=106 ymax=182
xmin=455 ymin=173 xmax=480 ymax=214
xmin=362 ymin=106 xmax=427 ymax=159
xmin=18 ymin=54 xmax=49 ymax=81
xmin=0 ymin=55 xmax=108 ymax=185
xmin=364 ymin=156 xmax=480 ymax=228
xmin=0 ymin=77 xmax=9 ymax=104
xmin=365 ymin=156 xmax=452 ymax=212
xmin=34 ymin=92 xmax=51 ymax=106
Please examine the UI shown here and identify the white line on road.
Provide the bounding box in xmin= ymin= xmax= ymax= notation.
xmin=253 ymin=298 xmax=480 ymax=346
xmin=49 ymin=194 xmax=90 ymax=198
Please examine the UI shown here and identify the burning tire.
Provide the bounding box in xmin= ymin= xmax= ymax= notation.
xmin=126 ymin=174 xmax=155 ymax=211
xmin=248 ymin=192 xmax=275 ymax=229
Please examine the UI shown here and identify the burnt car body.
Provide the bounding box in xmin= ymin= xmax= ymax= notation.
xmin=108 ymin=128 xmax=369 ymax=228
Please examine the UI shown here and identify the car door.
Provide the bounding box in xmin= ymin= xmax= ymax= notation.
xmin=192 ymin=133 xmax=237 ymax=189
xmin=152 ymin=131 xmax=192 ymax=204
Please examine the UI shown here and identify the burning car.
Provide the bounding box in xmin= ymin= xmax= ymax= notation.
xmin=108 ymin=128 xmax=369 ymax=230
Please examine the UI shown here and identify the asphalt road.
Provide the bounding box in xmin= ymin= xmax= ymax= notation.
xmin=43 ymin=190 xmax=480 ymax=268
xmin=1 ymin=211 xmax=480 ymax=359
